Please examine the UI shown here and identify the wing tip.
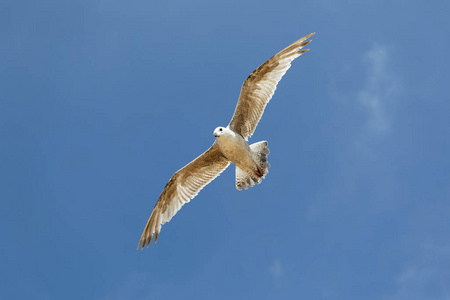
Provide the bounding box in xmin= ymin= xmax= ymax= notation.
xmin=299 ymin=40 xmax=312 ymax=48
xmin=280 ymin=33 xmax=314 ymax=57
xmin=137 ymin=228 xmax=160 ymax=250
xmin=137 ymin=238 xmax=148 ymax=250
xmin=297 ymin=32 xmax=315 ymax=43
xmin=137 ymin=233 xmax=152 ymax=250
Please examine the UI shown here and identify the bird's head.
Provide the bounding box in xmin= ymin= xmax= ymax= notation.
xmin=213 ymin=127 xmax=226 ymax=138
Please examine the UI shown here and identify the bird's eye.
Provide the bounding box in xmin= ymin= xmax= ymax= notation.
xmin=219 ymin=128 xmax=222 ymax=131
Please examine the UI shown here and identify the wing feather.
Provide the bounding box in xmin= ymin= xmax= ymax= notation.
xmin=138 ymin=144 xmax=230 ymax=248
xmin=228 ymin=32 xmax=315 ymax=140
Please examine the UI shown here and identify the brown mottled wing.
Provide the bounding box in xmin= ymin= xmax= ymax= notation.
xmin=138 ymin=144 xmax=230 ymax=248
xmin=228 ymin=33 xmax=315 ymax=140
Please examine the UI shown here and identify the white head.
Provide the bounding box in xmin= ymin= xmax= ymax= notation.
xmin=213 ymin=126 xmax=227 ymax=138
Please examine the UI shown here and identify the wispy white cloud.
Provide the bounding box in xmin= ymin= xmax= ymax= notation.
xmin=269 ymin=258 xmax=284 ymax=287
xmin=384 ymin=242 xmax=450 ymax=300
xmin=307 ymin=43 xmax=404 ymax=219
xmin=358 ymin=44 xmax=400 ymax=135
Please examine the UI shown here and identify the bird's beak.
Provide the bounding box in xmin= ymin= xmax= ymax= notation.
xmin=214 ymin=133 xmax=219 ymax=138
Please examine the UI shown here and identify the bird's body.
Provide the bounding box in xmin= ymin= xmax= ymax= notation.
xmin=213 ymin=127 xmax=257 ymax=177
xmin=138 ymin=32 xmax=315 ymax=248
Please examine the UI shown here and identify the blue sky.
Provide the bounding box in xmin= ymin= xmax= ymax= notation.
xmin=1 ymin=0 xmax=450 ymax=299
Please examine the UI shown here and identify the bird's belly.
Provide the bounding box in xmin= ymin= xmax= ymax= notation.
xmin=217 ymin=136 xmax=253 ymax=167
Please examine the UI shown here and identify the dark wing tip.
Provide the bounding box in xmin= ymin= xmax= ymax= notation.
xmin=137 ymin=238 xmax=146 ymax=250
xmin=137 ymin=232 xmax=155 ymax=250
xmin=300 ymin=40 xmax=312 ymax=47
xmin=296 ymin=32 xmax=315 ymax=44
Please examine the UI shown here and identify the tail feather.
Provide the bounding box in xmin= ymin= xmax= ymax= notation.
xmin=250 ymin=141 xmax=270 ymax=175
xmin=236 ymin=141 xmax=270 ymax=191
xmin=236 ymin=167 xmax=259 ymax=190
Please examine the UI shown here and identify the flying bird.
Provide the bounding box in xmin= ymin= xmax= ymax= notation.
xmin=138 ymin=32 xmax=315 ymax=248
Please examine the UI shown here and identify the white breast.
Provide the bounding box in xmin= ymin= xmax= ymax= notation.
xmin=216 ymin=128 xmax=253 ymax=167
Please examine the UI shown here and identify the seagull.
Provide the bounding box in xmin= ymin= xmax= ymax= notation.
xmin=138 ymin=32 xmax=315 ymax=248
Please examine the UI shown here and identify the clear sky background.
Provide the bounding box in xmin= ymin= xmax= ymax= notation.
xmin=1 ymin=0 xmax=450 ymax=299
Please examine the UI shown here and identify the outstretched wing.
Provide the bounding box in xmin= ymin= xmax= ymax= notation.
xmin=138 ymin=144 xmax=230 ymax=248
xmin=228 ymin=32 xmax=315 ymax=140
